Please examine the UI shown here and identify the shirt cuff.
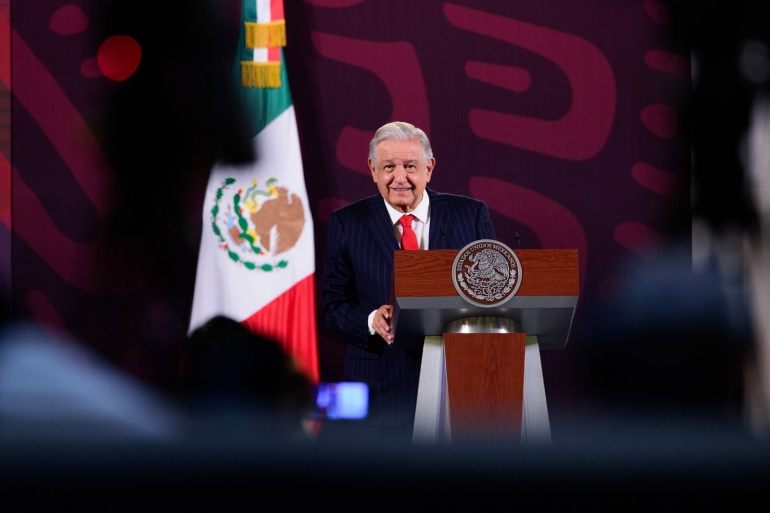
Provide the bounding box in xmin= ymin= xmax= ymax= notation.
xmin=367 ymin=310 xmax=376 ymax=335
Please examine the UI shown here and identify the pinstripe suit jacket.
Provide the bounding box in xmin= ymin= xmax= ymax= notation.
xmin=321 ymin=188 xmax=496 ymax=426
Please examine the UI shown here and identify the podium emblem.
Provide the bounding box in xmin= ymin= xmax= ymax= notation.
xmin=452 ymin=239 xmax=522 ymax=307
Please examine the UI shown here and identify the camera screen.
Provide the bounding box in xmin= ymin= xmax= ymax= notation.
xmin=311 ymin=382 xmax=369 ymax=420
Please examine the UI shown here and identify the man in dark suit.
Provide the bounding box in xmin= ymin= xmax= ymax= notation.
xmin=321 ymin=121 xmax=496 ymax=442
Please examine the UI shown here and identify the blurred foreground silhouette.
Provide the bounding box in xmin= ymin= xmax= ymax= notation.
xmin=181 ymin=315 xmax=315 ymax=442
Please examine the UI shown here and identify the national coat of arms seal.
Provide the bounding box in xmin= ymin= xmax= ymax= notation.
xmin=451 ymin=239 xmax=522 ymax=307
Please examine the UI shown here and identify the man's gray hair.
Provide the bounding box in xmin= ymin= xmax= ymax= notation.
xmin=369 ymin=121 xmax=433 ymax=165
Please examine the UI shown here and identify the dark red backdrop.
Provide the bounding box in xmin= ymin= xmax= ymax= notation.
xmin=3 ymin=0 xmax=690 ymax=426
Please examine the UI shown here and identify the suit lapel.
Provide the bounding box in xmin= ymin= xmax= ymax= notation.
xmin=366 ymin=196 xmax=400 ymax=262
xmin=427 ymin=189 xmax=450 ymax=249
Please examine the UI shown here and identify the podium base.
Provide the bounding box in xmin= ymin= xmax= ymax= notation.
xmin=412 ymin=320 xmax=551 ymax=445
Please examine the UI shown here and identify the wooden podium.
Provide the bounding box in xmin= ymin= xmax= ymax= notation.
xmin=389 ymin=247 xmax=579 ymax=444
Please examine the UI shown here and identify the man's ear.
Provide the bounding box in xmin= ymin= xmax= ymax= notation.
xmin=368 ymin=158 xmax=377 ymax=181
xmin=426 ymin=157 xmax=436 ymax=181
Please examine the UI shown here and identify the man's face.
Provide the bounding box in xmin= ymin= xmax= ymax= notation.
xmin=369 ymin=138 xmax=434 ymax=213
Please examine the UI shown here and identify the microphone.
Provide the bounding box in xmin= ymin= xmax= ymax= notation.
xmin=514 ymin=232 xmax=521 ymax=249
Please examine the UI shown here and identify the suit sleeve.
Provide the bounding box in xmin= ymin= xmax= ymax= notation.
xmin=321 ymin=209 xmax=380 ymax=350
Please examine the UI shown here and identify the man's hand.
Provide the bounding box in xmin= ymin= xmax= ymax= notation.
xmin=373 ymin=304 xmax=393 ymax=344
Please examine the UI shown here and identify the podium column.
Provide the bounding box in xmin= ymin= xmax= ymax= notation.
xmin=412 ymin=317 xmax=550 ymax=445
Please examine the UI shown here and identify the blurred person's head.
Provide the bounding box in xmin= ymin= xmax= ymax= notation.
xmin=181 ymin=316 xmax=314 ymax=438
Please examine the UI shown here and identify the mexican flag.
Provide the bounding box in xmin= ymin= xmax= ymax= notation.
xmin=189 ymin=0 xmax=319 ymax=383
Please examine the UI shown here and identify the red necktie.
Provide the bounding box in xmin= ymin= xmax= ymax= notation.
xmin=399 ymin=215 xmax=419 ymax=250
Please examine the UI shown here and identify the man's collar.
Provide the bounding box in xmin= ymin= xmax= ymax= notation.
xmin=384 ymin=192 xmax=431 ymax=224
